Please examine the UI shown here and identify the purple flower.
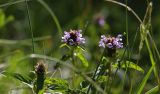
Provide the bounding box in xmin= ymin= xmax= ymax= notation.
xmin=62 ymin=30 xmax=85 ymax=46
xmin=98 ymin=17 xmax=105 ymax=27
xmin=99 ymin=34 xmax=123 ymax=49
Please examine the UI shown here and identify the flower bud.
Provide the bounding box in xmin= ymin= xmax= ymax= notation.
xmin=34 ymin=60 xmax=46 ymax=94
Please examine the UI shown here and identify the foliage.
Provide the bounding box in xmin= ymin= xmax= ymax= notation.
xmin=0 ymin=0 xmax=160 ymax=94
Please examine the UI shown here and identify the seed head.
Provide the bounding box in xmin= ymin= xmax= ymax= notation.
xmin=35 ymin=60 xmax=46 ymax=75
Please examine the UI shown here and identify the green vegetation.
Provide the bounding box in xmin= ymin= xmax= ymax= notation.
xmin=0 ymin=0 xmax=160 ymax=94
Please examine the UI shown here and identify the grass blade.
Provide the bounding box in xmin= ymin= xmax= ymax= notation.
xmin=105 ymin=0 xmax=142 ymax=23
xmin=137 ymin=65 xmax=154 ymax=94
xmin=145 ymin=86 xmax=160 ymax=94
xmin=0 ymin=0 xmax=31 ymax=8
xmin=37 ymin=0 xmax=62 ymax=36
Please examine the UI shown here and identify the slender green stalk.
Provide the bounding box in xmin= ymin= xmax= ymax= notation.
xmin=0 ymin=0 xmax=31 ymax=8
xmin=37 ymin=0 xmax=62 ymax=36
xmin=125 ymin=0 xmax=129 ymax=49
xmin=145 ymin=37 xmax=159 ymax=84
xmin=148 ymin=33 xmax=160 ymax=62
xmin=137 ymin=65 xmax=154 ymax=94
xmin=129 ymin=80 xmax=133 ymax=94
xmin=71 ymin=47 xmax=76 ymax=88
xmin=121 ymin=0 xmax=131 ymax=93
xmin=129 ymin=28 xmax=139 ymax=58
xmin=128 ymin=29 xmax=138 ymax=94
xmin=81 ymin=73 xmax=107 ymax=94
xmin=105 ymin=0 xmax=142 ymax=23
xmin=87 ymin=49 xmax=106 ymax=94
xmin=142 ymin=1 xmax=159 ymax=85
xmin=0 ymin=36 xmax=51 ymax=46
xmin=145 ymin=85 xmax=160 ymax=94
xmin=71 ymin=47 xmax=76 ymax=66
xmin=108 ymin=47 xmax=127 ymax=93
xmin=25 ymin=0 xmax=35 ymax=68
xmin=106 ymin=61 xmax=112 ymax=93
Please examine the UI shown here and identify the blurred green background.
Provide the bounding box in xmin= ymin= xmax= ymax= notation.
xmin=0 ymin=0 xmax=160 ymax=94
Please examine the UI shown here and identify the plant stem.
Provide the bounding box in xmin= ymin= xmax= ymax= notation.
xmin=0 ymin=0 xmax=31 ymax=8
xmin=107 ymin=66 xmax=118 ymax=93
xmin=106 ymin=61 xmax=112 ymax=93
xmin=37 ymin=0 xmax=62 ymax=36
xmin=25 ymin=0 xmax=35 ymax=69
xmin=71 ymin=47 xmax=76 ymax=88
xmin=145 ymin=37 xmax=159 ymax=84
xmin=87 ymin=49 xmax=106 ymax=94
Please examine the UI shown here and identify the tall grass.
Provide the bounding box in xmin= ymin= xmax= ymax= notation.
xmin=0 ymin=0 xmax=160 ymax=94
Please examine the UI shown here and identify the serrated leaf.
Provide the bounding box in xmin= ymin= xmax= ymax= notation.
xmin=45 ymin=78 xmax=69 ymax=92
xmin=97 ymin=76 xmax=109 ymax=83
xmin=76 ymin=53 xmax=88 ymax=67
xmin=112 ymin=61 xmax=144 ymax=73
xmin=145 ymin=85 xmax=160 ymax=94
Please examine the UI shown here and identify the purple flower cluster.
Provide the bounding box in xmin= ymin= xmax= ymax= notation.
xmin=62 ymin=30 xmax=85 ymax=46
xmin=61 ymin=29 xmax=123 ymax=49
xmin=99 ymin=34 xmax=123 ymax=49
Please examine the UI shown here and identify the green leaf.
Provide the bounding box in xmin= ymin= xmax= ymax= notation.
xmin=76 ymin=53 xmax=88 ymax=67
xmin=60 ymin=43 xmax=71 ymax=49
xmin=145 ymin=86 xmax=160 ymax=94
xmin=2 ymin=72 xmax=33 ymax=88
xmin=0 ymin=9 xmax=5 ymax=28
xmin=6 ymin=15 xmax=14 ymax=23
xmin=97 ymin=76 xmax=109 ymax=83
xmin=80 ymin=80 xmax=89 ymax=88
xmin=60 ymin=43 xmax=66 ymax=48
xmin=75 ymin=46 xmax=88 ymax=67
xmin=44 ymin=78 xmax=69 ymax=93
xmin=77 ymin=46 xmax=86 ymax=52
xmin=38 ymin=90 xmax=45 ymax=94
xmin=0 ymin=9 xmax=14 ymax=28
xmin=136 ymin=66 xmax=154 ymax=94
xmin=102 ymin=56 xmax=107 ymax=61
xmin=112 ymin=61 xmax=144 ymax=73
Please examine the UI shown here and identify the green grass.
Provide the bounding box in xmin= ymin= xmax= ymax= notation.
xmin=0 ymin=0 xmax=160 ymax=94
